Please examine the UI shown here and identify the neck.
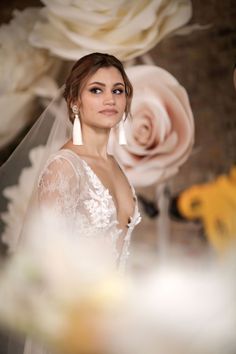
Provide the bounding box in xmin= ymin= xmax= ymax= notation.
xmin=77 ymin=126 xmax=111 ymax=159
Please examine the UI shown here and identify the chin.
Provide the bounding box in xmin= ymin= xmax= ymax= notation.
xmin=101 ymin=117 xmax=121 ymax=129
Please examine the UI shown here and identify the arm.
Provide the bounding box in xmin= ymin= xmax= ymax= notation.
xmin=38 ymin=156 xmax=79 ymax=216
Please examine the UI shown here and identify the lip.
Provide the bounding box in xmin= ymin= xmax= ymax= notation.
xmin=99 ymin=109 xmax=118 ymax=115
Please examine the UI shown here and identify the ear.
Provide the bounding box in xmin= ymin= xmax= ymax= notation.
xmin=71 ymin=100 xmax=77 ymax=108
xmin=71 ymin=98 xmax=81 ymax=110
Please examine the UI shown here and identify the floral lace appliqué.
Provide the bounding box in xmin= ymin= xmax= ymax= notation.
xmin=82 ymin=161 xmax=116 ymax=229
xmin=84 ymin=188 xmax=114 ymax=228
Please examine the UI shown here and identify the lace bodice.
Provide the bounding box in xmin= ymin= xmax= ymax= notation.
xmin=37 ymin=149 xmax=141 ymax=271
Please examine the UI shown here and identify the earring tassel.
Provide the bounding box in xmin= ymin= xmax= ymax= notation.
xmin=119 ymin=119 xmax=127 ymax=145
xmin=73 ymin=115 xmax=83 ymax=145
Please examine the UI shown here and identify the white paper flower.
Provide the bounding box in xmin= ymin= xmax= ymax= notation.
xmin=0 ymin=8 xmax=60 ymax=148
xmin=1 ymin=145 xmax=46 ymax=253
xmin=0 ymin=8 xmax=57 ymax=94
xmin=29 ymin=0 xmax=192 ymax=61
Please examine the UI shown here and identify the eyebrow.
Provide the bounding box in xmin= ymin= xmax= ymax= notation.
xmin=88 ymin=81 xmax=125 ymax=87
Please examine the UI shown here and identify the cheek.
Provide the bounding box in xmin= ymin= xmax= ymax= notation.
xmin=80 ymin=96 xmax=97 ymax=113
xmin=119 ymin=95 xmax=127 ymax=110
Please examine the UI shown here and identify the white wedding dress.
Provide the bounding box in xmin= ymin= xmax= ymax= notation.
xmin=23 ymin=148 xmax=141 ymax=354
xmin=38 ymin=148 xmax=141 ymax=271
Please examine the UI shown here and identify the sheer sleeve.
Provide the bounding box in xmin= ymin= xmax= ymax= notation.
xmin=37 ymin=156 xmax=80 ymax=218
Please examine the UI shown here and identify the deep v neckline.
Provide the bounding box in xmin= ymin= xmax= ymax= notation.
xmin=61 ymin=148 xmax=137 ymax=231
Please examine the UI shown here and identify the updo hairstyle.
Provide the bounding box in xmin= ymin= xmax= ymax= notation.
xmin=63 ymin=52 xmax=133 ymax=123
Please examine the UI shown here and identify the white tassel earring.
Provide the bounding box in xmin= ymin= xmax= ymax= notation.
xmin=118 ymin=116 xmax=127 ymax=145
xmin=72 ymin=105 xmax=83 ymax=145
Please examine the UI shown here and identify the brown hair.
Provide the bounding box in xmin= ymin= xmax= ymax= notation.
xmin=63 ymin=52 xmax=133 ymax=123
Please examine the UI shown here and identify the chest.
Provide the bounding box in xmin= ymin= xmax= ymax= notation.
xmin=82 ymin=159 xmax=135 ymax=229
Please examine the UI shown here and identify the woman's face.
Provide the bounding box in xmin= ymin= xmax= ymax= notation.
xmin=77 ymin=66 xmax=126 ymax=130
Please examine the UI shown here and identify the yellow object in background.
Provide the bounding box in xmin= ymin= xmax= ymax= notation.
xmin=178 ymin=166 xmax=236 ymax=254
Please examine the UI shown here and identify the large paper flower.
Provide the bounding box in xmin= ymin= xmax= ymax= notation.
xmin=109 ymin=65 xmax=194 ymax=187
xmin=0 ymin=8 xmax=60 ymax=148
xmin=29 ymin=0 xmax=192 ymax=61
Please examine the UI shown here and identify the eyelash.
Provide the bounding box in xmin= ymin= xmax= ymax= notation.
xmin=89 ymin=87 xmax=124 ymax=95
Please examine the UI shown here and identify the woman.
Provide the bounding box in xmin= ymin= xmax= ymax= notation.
xmin=37 ymin=52 xmax=141 ymax=270
xmin=1 ymin=53 xmax=141 ymax=354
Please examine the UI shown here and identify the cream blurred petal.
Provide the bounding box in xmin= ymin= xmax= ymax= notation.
xmin=0 ymin=93 xmax=35 ymax=149
xmin=29 ymin=0 xmax=192 ymax=61
xmin=0 ymin=8 xmax=61 ymax=147
xmin=30 ymin=76 xmax=59 ymax=98
xmin=0 ymin=8 xmax=55 ymax=94
xmin=0 ymin=76 xmax=59 ymax=149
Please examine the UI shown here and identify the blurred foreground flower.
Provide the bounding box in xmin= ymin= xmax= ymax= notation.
xmin=177 ymin=166 xmax=236 ymax=254
xmin=0 ymin=8 xmax=60 ymax=148
xmin=0 ymin=211 xmax=235 ymax=354
xmin=29 ymin=0 xmax=192 ymax=61
xmin=109 ymin=65 xmax=194 ymax=187
xmin=0 ymin=210 xmax=122 ymax=354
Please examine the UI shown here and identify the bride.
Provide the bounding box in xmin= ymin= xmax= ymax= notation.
xmin=37 ymin=52 xmax=141 ymax=271
xmin=1 ymin=52 xmax=141 ymax=354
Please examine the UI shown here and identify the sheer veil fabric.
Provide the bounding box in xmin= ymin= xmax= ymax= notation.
xmin=0 ymin=87 xmax=72 ymax=252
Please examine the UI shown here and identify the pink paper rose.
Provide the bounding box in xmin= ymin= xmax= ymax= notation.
xmin=109 ymin=65 xmax=194 ymax=187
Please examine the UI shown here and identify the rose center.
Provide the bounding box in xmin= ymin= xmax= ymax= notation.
xmin=133 ymin=115 xmax=152 ymax=146
xmin=134 ymin=125 xmax=150 ymax=145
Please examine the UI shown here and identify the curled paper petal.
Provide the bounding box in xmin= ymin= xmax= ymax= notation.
xmin=0 ymin=93 xmax=35 ymax=149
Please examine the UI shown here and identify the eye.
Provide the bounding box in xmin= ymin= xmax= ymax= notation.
xmin=113 ymin=88 xmax=124 ymax=95
xmin=89 ymin=87 xmax=102 ymax=94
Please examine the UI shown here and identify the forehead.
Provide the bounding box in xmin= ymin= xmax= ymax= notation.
xmin=86 ymin=66 xmax=124 ymax=85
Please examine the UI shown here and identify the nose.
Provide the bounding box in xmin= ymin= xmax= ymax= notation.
xmin=103 ymin=91 xmax=115 ymax=105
